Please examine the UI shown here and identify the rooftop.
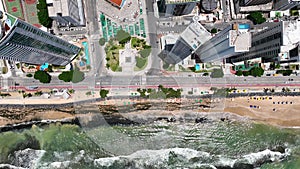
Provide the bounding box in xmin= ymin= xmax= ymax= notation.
xmin=282 ymin=20 xmax=300 ymax=45
xmin=229 ymin=23 xmax=251 ymax=52
xmin=109 ymin=0 xmax=126 ymax=8
xmin=180 ymin=16 xmax=211 ymax=50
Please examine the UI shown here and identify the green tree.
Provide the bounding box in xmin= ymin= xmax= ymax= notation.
xmin=249 ymin=67 xmax=264 ymax=77
xmin=99 ymin=38 xmax=106 ymax=46
xmin=236 ymin=70 xmax=243 ymax=76
xmin=243 ymin=71 xmax=250 ymax=76
xmin=34 ymin=70 xmax=51 ymax=83
xmin=210 ymin=68 xmax=224 ymax=78
xmin=247 ymin=12 xmax=266 ymax=25
xmin=37 ymin=0 xmax=47 ymax=10
xmin=37 ymin=2 xmax=53 ymax=28
xmin=72 ymin=70 xmax=85 ymax=83
xmin=100 ymin=89 xmax=109 ymax=98
xmin=211 ymin=28 xmax=217 ymax=34
xmin=116 ymin=30 xmax=131 ymax=44
xmin=58 ymin=70 xmax=85 ymax=83
xmin=58 ymin=71 xmax=72 ymax=82
xmin=139 ymin=48 xmax=151 ymax=58
xmin=26 ymin=73 xmax=33 ymax=78
xmin=203 ymin=72 xmax=209 ymax=76
xmin=34 ymin=91 xmax=43 ymax=96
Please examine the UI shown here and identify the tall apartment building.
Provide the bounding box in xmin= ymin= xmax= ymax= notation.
xmin=159 ymin=16 xmax=211 ymax=64
xmin=47 ymin=0 xmax=85 ymax=26
xmin=0 ymin=12 xmax=80 ymax=65
xmin=157 ymin=0 xmax=200 ymax=17
xmin=194 ymin=23 xmax=251 ymax=63
xmin=273 ymin=0 xmax=300 ymax=11
xmin=227 ymin=20 xmax=300 ymax=63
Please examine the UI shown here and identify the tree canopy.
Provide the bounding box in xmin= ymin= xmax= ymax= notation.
xmin=34 ymin=70 xmax=51 ymax=83
xmin=249 ymin=67 xmax=264 ymax=77
xmin=37 ymin=0 xmax=53 ymax=28
xmin=247 ymin=12 xmax=266 ymax=25
xmin=116 ymin=30 xmax=131 ymax=44
xmin=236 ymin=70 xmax=243 ymax=76
xmin=100 ymin=89 xmax=109 ymax=98
xmin=99 ymin=38 xmax=106 ymax=46
xmin=210 ymin=68 xmax=224 ymax=78
xmin=139 ymin=48 xmax=151 ymax=58
xmin=211 ymin=28 xmax=217 ymax=34
xmin=58 ymin=70 xmax=85 ymax=83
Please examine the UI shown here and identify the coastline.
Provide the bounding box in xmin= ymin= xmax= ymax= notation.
xmin=0 ymin=95 xmax=300 ymax=129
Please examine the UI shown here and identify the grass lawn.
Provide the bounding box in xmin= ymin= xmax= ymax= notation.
xmin=167 ymin=65 xmax=175 ymax=71
xmin=131 ymin=37 xmax=147 ymax=50
xmin=105 ymin=41 xmax=124 ymax=72
xmin=134 ymin=56 xmax=148 ymax=71
xmin=4 ymin=0 xmax=24 ymax=19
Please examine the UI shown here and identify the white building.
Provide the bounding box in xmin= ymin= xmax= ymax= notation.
xmin=158 ymin=16 xmax=211 ymax=64
xmin=194 ymin=23 xmax=251 ymax=63
xmin=228 ymin=20 xmax=300 ymax=63
xmin=47 ymin=0 xmax=85 ymax=26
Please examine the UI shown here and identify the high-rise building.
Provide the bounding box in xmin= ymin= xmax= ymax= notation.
xmin=159 ymin=16 xmax=211 ymax=64
xmin=0 ymin=12 xmax=80 ymax=66
xmin=194 ymin=23 xmax=251 ymax=63
xmin=227 ymin=20 xmax=300 ymax=63
xmin=47 ymin=0 xmax=85 ymax=26
xmin=157 ymin=0 xmax=200 ymax=17
xmin=273 ymin=0 xmax=300 ymax=11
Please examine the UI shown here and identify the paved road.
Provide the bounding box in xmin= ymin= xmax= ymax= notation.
xmin=145 ymin=0 xmax=162 ymax=75
xmin=84 ymin=0 xmax=106 ymax=78
xmin=5 ymin=75 xmax=300 ymax=90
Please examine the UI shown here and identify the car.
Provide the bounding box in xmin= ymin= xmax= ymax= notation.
xmin=26 ymin=86 xmax=38 ymax=90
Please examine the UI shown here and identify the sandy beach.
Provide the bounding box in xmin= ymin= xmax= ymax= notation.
xmin=0 ymin=95 xmax=300 ymax=128
xmin=224 ymin=96 xmax=300 ymax=127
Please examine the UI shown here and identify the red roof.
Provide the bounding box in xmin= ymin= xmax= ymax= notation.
xmin=109 ymin=0 xmax=123 ymax=7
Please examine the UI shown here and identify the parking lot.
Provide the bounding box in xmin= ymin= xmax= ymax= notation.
xmin=98 ymin=0 xmax=142 ymax=24
xmin=98 ymin=0 xmax=147 ymax=41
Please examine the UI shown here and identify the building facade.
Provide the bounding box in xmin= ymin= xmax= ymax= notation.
xmin=227 ymin=20 xmax=300 ymax=63
xmin=157 ymin=0 xmax=199 ymax=17
xmin=159 ymin=16 xmax=211 ymax=64
xmin=0 ymin=12 xmax=80 ymax=66
xmin=242 ymin=0 xmax=272 ymax=6
xmin=47 ymin=0 xmax=85 ymax=26
xmin=273 ymin=0 xmax=300 ymax=11
xmin=194 ymin=23 xmax=251 ymax=63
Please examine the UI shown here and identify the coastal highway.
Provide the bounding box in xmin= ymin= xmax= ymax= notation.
xmin=3 ymin=75 xmax=300 ymax=90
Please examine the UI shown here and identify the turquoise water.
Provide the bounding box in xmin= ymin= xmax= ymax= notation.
xmin=0 ymin=120 xmax=299 ymax=168
xmin=82 ymin=41 xmax=90 ymax=65
xmin=195 ymin=64 xmax=201 ymax=71
xmin=239 ymin=24 xmax=250 ymax=29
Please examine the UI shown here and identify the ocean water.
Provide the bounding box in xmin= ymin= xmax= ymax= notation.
xmin=0 ymin=118 xmax=299 ymax=169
